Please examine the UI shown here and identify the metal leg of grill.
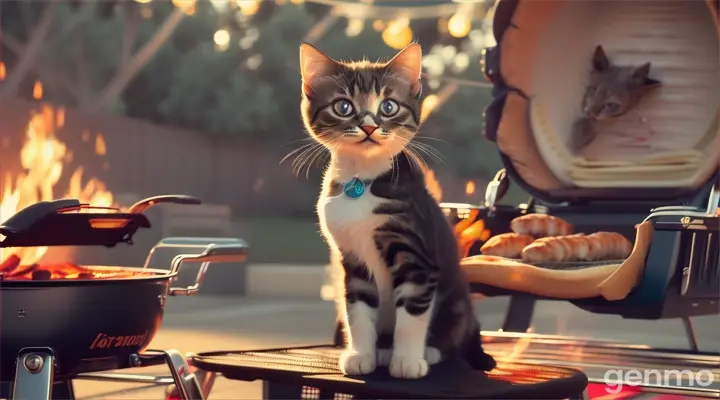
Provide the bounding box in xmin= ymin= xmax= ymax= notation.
xmin=682 ymin=316 xmax=700 ymax=352
xmin=162 ymin=349 xmax=205 ymax=400
xmin=165 ymin=366 xmax=216 ymax=400
xmin=12 ymin=348 xmax=55 ymax=400
xmin=501 ymin=295 xmax=536 ymax=332
xmin=52 ymin=380 xmax=75 ymax=400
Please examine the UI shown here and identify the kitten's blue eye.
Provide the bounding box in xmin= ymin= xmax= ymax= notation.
xmin=379 ymin=99 xmax=400 ymax=117
xmin=332 ymin=100 xmax=354 ymax=117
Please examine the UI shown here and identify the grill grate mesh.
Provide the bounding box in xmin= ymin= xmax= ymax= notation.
xmin=191 ymin=346 xmax=588 ymax=399
xmin=198 ymin=348 xmax=342 ymax=375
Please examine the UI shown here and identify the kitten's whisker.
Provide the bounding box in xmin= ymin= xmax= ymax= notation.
xmin=410 ymin=142 xmax=446 ymax=165
xmin=415 ymin=135 xmax=450 ymax=145
xmin=292 ymin=143 xmax=325 ymax=177
xmin=389 ymin=149 xmax=399 ymax=186
xmin=405 ymin=146 xmax=429 ymax=172
xmin=412 ymin=146 xmax=444 ymax=165
xmin=281 ymin=143 xmax=317 ymax=165
xmin=303 ymin=141 xmax=333 ymax=178
xmin=281 ymin=137 xmax=316 ymax=147
xmin=290 ymin=147 xmax=317 ymax=173
xmin=410 ymin=146 xmax=442 ymax=169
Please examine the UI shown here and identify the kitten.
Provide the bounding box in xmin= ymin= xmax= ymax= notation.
xmin=569 ymin=45 xmax=661 ymax=152
xmin=298 ymin=42 xmax=496 ymax=380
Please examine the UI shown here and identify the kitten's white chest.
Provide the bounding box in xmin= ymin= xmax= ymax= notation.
xmin=320 ymin=188 xmax=395 ymax=332
xmin=319 ymin=188 xmax=388 ymax=257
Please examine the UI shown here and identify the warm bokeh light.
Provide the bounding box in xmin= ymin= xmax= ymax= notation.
xmin=382 ymin=18 xmax=412 ymax=50
xmin=465 ymin=180 xmax=476 ymax=195
xmin=237 ymin=0 xmax=260 ymax=16
xmin=172 ymin=0 xmax=196 ymax=15
xmin=95 ymin=134 xmax=107 ymax=156
xmin=33 ymin=81 xmax=43 ymax=100
xmin=213 ymin=29 xmax=231 ymax=51
xmin=372 ymin=19 xmax=385 ymax=32
xmin=346 ymin=18 xmax=365 ymax=37
xmin=424 ymin=168 xmax=443 ymax=202
xmin=448 ymin=13 xmax=472 ymax=38
xmin=134 ymin=0 xmax=152 ymax=3
xmin=56 ymin=108 xmax=65 ymax=129
xmin=0 ymin=61 xmax=6 ymax=81
xmin=420 ymin=94 xmax=439 ymax=122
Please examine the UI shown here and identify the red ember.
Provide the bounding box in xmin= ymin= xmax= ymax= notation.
xmin=0 ymin=254 xmax=149 ymax=280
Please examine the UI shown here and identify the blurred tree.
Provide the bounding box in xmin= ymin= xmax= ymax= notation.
xmin=0 ymin=0 xmax=186 ymax=113
xmin=154 ymin=3 xmax=391 ymax=142
xmin=0 ymin=0 xmax=500 ymax=182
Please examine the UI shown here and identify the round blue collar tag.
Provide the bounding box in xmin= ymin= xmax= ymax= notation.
xmin=343 ymin=178 xmax=366 ymax=199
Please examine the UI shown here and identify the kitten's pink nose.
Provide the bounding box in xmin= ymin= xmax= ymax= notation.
xmin=360 ymin=125 xmax=378 ymax=136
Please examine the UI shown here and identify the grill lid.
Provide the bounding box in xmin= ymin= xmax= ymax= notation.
xmin=0 ymin=195 xmax=200 ymax=248
xmin=482 ymin=0 xmax=720 ymax=204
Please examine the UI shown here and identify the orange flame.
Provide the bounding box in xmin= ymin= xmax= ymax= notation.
xmin=0 ymin=105 xmax=114 ymax=265
xmin=424 ymin=168 xmax=443 ymax=202
xmin=56 ymin=108 xmax=65 ymax=129
xmin=497 ymin=328 xmax=533 ymax=362
xmin=454 ymin=209 xmax=492 ymax=257
xmin=465 ymin=180 xmax=475 ymax=195
xmin=32 ymin=81 xmax=43 ymax=100
xmin=95 ymin=134 xmax=107 ymax=156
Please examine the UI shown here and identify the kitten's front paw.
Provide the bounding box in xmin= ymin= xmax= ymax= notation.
xmin=389 ymin=356 xmax=428 ymax=379
xmin=339 ymin=350 xmax=376 ymax=375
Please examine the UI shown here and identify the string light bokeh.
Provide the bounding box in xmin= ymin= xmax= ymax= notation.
xmin=25 ymin=0 xmax=496 ymax=121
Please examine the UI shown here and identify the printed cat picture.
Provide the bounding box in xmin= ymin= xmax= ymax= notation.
xmin=569 ymin=45 xmax=662 ymax=152
xmin=298 ymin=42 xmax=496 ymax=379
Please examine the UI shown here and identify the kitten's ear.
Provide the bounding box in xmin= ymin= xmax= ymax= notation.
xmin=299 ymin=43 xmax=337 ymax=97
xmin=387 ymin=43 xmax=423 ymax=96
xmin=631 ymin=62 xmax=661 ymax=88
xmin=592 ymin=45 xmax=610 ymax=72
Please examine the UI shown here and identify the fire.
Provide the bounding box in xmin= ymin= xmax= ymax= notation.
xmin=424 ymin=168 xmax=443 ymax=202
xmin=465 ymin=180 xmax=475 ymax=195
xmin=0 ymin=105 xmax=114 ymax=266
xmin=32 ymin=81 xmax=43 ymax=100
xmin=454 ymin=209 xmax=492 ymax=257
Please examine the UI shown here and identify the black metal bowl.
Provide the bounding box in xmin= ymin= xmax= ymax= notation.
xmin=0 ymin=267 xmax=171 ymax=378
xmin=0 ymin=240 xmax=248 ymax=381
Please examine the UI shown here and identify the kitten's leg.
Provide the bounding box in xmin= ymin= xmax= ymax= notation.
xmin=339 ymin=255 xmax=379 ymax=375
xmin=389 ymin=262 xmax=437 ymax=379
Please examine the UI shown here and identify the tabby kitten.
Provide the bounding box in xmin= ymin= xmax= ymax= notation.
xmin=569 ymin=45 xmax=661 ymax=152
xmin=298 ymin=42 xmax=496 ymax=380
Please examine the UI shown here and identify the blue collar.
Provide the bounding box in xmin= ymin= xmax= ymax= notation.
xmin=330 ymin=177 xmax=373 ymax=199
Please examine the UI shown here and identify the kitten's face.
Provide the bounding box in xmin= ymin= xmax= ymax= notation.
xmin=299 ymin=43 xmax=423 ymax=158
xmin=582 ymin=45 xmax=661 ymax=121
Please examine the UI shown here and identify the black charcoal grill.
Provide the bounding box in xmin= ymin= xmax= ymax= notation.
xmin=0 ymin=195 xmax=249 ymax=400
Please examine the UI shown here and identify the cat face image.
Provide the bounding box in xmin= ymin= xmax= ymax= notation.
xmin=582 ymin=45 xmax=661 ymax=121
xmin=299 ymin=43 xmax=423 ymax=159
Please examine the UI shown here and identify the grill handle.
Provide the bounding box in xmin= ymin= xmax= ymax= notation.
xmin=127 ymin=195 xmax=201 ymax=214
xmin=144 ymin=237 xmax=249 ymax=297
